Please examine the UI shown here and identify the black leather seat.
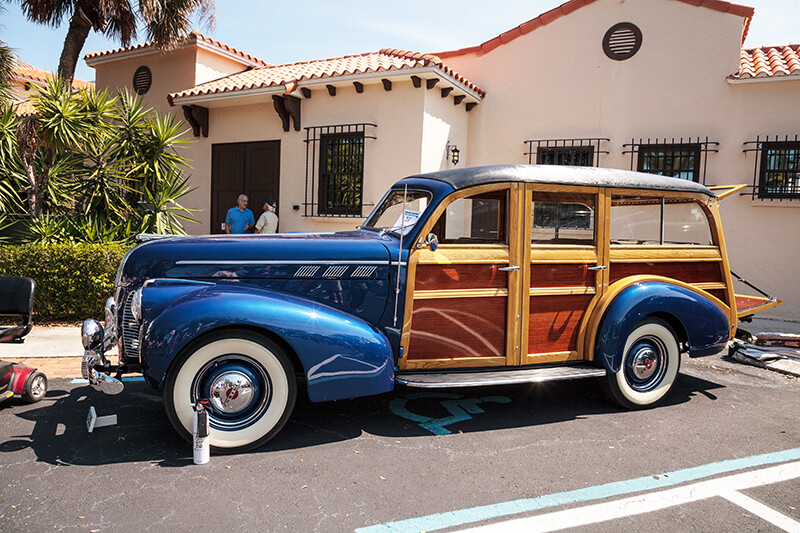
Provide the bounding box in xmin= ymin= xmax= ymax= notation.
xmin=0 ymin=276 xmax=35 ymax=343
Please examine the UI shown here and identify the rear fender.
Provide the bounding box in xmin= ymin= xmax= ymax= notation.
xmin=591 ymin=277 xmax=730 ymax=372
xmin=139 ymin=282 xmax=394 ymax=402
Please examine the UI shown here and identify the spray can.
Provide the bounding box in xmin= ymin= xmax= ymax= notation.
xmin=193 ymin=400 xmax=210 ymax=464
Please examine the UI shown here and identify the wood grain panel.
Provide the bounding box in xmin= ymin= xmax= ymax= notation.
xmin=609 ymin=246 xmax=721 ymax=262
xmin=415 ymin=264 xmax=507 ymax=291
xmin=528 ymin=294 xmax=594 ymax=354
xmin=530 ymin=247 xmax=597 ymax=263
xmin=531 ymin=263 xmax=594 ymax=288
xmin=609 ymin=262 xmax=723 ymax=284
xmin=708 ymin=289 xmax=727 ymax=302
xmin=407 ymin=297 xmax=507 ymax=360
xmin=417 ymin=246 xmax=509 ymax=264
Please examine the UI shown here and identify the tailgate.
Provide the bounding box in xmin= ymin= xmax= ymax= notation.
xmin=736 ymin=294 xmax=782 ymax=319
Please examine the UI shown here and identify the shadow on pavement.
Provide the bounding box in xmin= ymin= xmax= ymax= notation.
xmin=0 ymin=372 xmax=724 ymax=465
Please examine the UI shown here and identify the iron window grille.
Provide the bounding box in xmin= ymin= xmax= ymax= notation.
xmin=523 ymin=138 xmax=609 ymax=167
xmin=743 ymin=135 xmax=800 ymax=201
xmin=623 ymin=137 xmax=719 ymax=183
xmin=304 ymin=123 xmax=377 ymax=217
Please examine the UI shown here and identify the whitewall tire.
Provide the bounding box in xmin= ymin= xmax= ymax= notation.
xmin=164 ymin=330 xmax=297 ymax=454
xmin=605 ymin=319 xmax=680 ymax=410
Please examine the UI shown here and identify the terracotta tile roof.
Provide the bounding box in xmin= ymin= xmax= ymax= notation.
xmin=731 ymin=45 xmax=800 ymax=80
xmin=12 ymin=100 xmax=36 ymax=116
xmin=168 ymin=48 xmax=485 ymax=104
xmin=437 ymin=0 xmax=754 ymax=58
xmin=84 ymin=31 xmax=268 ymax=67
xmin=12 ymin=63 xmax=94 ymax=90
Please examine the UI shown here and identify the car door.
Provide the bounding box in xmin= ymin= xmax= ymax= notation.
xmin=400 ymin=183 xmax=524 ymax=369
xmin=522 ymin=184 xmax=607 ymax=364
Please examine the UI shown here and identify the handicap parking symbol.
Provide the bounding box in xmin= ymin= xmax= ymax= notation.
xmin=389 ymin=392 xmax=511 ymax=435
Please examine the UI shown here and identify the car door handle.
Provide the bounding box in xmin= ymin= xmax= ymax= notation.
xmin=588 ymin=265 xmax=607 ymax=271
xmin=498 ymin=266 xmax=520 ymax=271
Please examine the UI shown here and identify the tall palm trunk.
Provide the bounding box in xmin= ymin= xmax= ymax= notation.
xmin=57 ymin=7 xmax=93 ymax=84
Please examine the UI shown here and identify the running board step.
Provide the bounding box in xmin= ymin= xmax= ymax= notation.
xmin=395 ymin=365 xmax=607 ymax=389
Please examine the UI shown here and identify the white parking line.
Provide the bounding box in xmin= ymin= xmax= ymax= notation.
xmin=720 ymin=490 xmax=800 ymax=532
xmin=456 ymin=461 xmax=800 ymax=533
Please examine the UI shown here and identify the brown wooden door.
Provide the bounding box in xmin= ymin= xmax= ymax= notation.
xmin=211 ymin=141 xmax=280 ymax=234
xmin=400 ymin=183 xmax=524 ymax=370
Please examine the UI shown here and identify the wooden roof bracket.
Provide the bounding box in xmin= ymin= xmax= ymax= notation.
xmin=182 ymin=105 xmax=209 ymax=137
xmin=272 ymin=94 xmax=301 ymax=132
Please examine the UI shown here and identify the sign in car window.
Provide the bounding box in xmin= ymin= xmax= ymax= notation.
xmin=393 ymin=210 xmax=421 ymax=235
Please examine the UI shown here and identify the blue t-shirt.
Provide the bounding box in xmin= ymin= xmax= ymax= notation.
xmin=226 ymin=207 xmax=255 ymax=234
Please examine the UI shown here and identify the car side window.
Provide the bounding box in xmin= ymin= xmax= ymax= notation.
xmin=432 ymin=190 xmax=508 ymax=244
xmin=532 ymin=192 xmax=596 ymax=245
xmin=611 ymin=196 xmax=714 ymax=245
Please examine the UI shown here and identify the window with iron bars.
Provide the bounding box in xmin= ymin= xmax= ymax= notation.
xmin=304 ymin=123 xmax=377 ymax=217
xmin=623 ymin=137 xmax=718 ymax=183
xmin=524 ymin=138 xmax=609 ymax=167
xmin=743 ymin=135 xmax=800 ymax=200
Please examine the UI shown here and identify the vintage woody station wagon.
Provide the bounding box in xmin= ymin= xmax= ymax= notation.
xmin=81 ymin=165 xmax=780 ymax=452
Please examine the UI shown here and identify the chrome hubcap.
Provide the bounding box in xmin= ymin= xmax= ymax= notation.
xmin=192 ymin=354 xmax=272 ymax=431
xmin=209 ymin=370 xmax=255 ymax=414
xmin=625 ymin=334 xmax=668 ymax=392
xmin=631 ymin=347 xmax=657 ymax=380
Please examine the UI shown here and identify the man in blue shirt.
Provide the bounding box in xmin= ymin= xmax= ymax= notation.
xmin=225 ymin=194 xmax=255 ymax=234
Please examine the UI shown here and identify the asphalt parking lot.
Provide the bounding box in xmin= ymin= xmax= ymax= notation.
xmin=1 ymin=354 xmax=798 ymax=532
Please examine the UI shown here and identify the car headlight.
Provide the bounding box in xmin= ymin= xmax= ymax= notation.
xmin=131 ymin=288 xmax=143 ymax=322
xmin=82 ymin=319 xmax=104 ymax=350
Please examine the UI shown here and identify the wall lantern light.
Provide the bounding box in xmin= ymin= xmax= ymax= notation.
xmin=446 ymin=141 xmax=460 ymax=165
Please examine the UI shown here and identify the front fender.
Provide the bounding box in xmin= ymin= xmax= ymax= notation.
xmin=139 ymin=282 xmax=394 ymax=402
xmin=594 ymin=280 xmax=730 ymax=373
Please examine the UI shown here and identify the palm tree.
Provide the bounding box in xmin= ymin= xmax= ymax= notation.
xmin=1 ymin=2 xmax=17 ymax=101
xmin=0 ymin=43 xmax=14 ymax=101
xmin=16 ymin=0 xmax=215 ymax=84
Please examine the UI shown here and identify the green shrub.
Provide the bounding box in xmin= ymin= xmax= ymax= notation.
xmin=0 ymin=243 xmax=131 ymax=322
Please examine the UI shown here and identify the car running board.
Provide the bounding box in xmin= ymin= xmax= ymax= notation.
xmin=395 ymin=364 xmax=607 ymax=388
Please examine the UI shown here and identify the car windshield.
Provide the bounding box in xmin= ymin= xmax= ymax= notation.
xmin=363 ymin=189 xmax=432 ymax=235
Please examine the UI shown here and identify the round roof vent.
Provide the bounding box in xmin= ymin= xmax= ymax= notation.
xmin=132 ymin=66 xmax=152 ymax=95
xmin=603 ymin=22 xmax=642 ymax=61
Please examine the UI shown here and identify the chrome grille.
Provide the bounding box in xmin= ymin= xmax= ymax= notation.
xmin=121 ymin=292 xmax=141 ymax=361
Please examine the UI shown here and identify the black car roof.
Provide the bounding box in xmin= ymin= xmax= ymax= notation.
xmin=406 ymin=165 xmax=715 ymax=197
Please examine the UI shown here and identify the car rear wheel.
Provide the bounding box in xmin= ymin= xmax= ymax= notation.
xmin=164 ymin=330 xmax=297 ymax=454
xmin=605 ymin=318 xmax=680 ymax=410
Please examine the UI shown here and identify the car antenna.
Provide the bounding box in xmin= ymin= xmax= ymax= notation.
xmin=392 ymin=184 xmax=408 ymax=327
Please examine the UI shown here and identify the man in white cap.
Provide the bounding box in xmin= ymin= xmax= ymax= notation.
xmin=256 ymin=198 xmax=279 ymax=234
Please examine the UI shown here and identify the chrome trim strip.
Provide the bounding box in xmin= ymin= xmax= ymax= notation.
xmin=351 ymin=265 xmax=378 ymax=278
xmin=175 ymin=260 xmax=392 ymax=266
xmin=294 ymin=265 xmax=320 ymax=277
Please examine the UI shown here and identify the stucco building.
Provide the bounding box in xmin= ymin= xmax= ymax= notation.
xmin=85 ymin=0 xmax=799 ymax=319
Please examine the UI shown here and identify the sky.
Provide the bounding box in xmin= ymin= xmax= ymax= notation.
xmin=1 ymin=0 xmax=798 ymax=82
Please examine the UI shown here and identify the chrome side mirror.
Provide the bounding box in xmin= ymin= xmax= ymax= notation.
xmin=419 ymin=232 xmax=439 ymax=252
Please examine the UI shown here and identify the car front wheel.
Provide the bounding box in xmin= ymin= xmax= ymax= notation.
xmin=164 ymin=330 xmax=297 ymax=454
xmin=605 ymin=318 xmax=680 ymax=410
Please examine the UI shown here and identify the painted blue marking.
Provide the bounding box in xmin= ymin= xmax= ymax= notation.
xmin=389 ymin=393 xmax=511 ymax=436
xmin=356 ymin=447 xmax=800 ymax=533
xmin=70 ymin=376 xmax=145 ymax=384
